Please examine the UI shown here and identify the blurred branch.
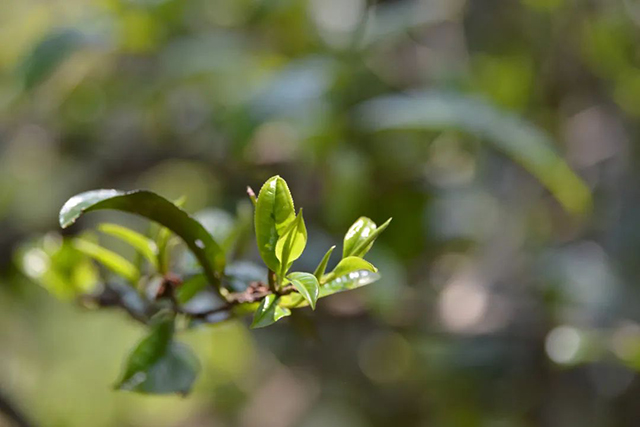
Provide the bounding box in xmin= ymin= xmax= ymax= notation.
xmin=0 ymin=390 xmax=35 ymax=427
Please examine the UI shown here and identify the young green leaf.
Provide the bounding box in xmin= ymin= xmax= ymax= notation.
xmin=286 ymin=272 xmax=319 ymax=309
xmin=276 ymin=210 xmax=307 ymax=276
xmin=59 ymin=190 xmax=224 ymax=290
xmin=323 ymin=256 xmax=377 ymax=284
xmin=313 ymin=245 xmax=336 ymax=280
xmin=251 ymin=294 xmax=291 ymax=329
xmin=343 ymin=217 xmax=377 ymax=258
xmin=98 ymin=223 xmax=158 ymax=269
xmin=72 ymin=238 xmax=139 ymax=284
xmin=319 ymin=270 xmax=381 ymax=299
xmin=254 ymin=176 xmax=296 ymax=272
xmin=350 ymin=218 xmax=392 ymax=258
xmin=116 ymin=318 xmax=200 ymax=395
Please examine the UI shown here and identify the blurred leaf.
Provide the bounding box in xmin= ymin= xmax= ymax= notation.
xmin=59 ymin=190 xmax=224 ymax=288
xmin=324 ymin=256 xmax=377 ymax=284
xmin=17 ymin=235 xmax=99 ymax=299
xmin=313 ymin=245 xmax=336 ymax=280
xmin=357 ymin=91 xmax=592 ymax=215
xmin=175 ymin=274 xmax=208 ymax=304
xmin=116 ymin=319 xmax=200 ymax=395
xmin=343 ymin=217 xmax=377 ymax=258
xmin=275 ymin=210 xmax=307 ymax=276
xmin=250 ymin=294 xmax=291 ymax=329
xmin=18 ymin=29 xmax=86 ymax=90
xmin=286 ymin=272 xmax=319 ymax=310
xmin=98 ymin=223 xmax=158 ymax=269
xmin=72 ymin=238 xmax=138 ymax=284
xmin=254 ymin=176 xmax=296 ymax=272
xmin=320 ymin=270 xmax=382 ymax=299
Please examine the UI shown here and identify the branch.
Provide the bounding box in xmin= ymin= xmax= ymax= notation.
xmin=0 ymin=390 xmax=35 ymax=427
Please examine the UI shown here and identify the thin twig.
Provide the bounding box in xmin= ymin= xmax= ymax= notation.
xmin=0 ymin=390 xmax=34 ymax=427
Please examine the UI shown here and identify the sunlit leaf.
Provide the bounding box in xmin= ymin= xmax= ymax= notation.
xmin=250 ymin=294 xmax=291 ymax=329
xmin=254 ymin=176 xmax=296 ymax=272
xmin=323 ymin=256 xmax=377 ymax=284
xmin=343 ymin=217 xmax=377 ymax=258
xmin=116 ymin=318 xmax=200 ymax=395
xmin=72 ymin=238 xmax=138 ymax=284
xmin=357 ymin=90 xmax=592 ymax=215
xmin=59 ymin=189 xmax=224 ymax=289
xmin=286 ymin=272 xmax=319 ymax=310
xmin=17 ymin=235 xmax=99 ymax=299
xmin=98 ymin=223 xmax=158 ymax=269
xmin=313 ymin=245 xmax=336 ymax=280
xmin=275 ymin=210 xmax=307 ymax=276
xmin=320 ymin=270 xmax=382 ymax=299
xmin=350 ymin=218 xmax=392 ymax=258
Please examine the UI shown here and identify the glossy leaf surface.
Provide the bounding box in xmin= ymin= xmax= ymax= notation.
xmin=324 ymin=256 xmax=377 ymax=284
xmin=350 ymin=218 xmax=392 ymax=258
xmin=250 ymin=294 xmax=291 ymax=329
xmin=59 ymin=190 xmax=224 ymax=287
xmin=116 ymin=319 xmax=200 ymax=395
xmin=320 ymin=270 xmax=381 ymax=299
xmin=286 ymin=272 xmax=319 ymax=309
xmin=343 ymin=217 xmax=377 ymax=258
xmin=254 ymin=176 xmax=295 ymax=272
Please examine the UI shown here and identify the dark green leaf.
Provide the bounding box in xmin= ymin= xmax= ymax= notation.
xmin=116 ymin=319 xmax=200 ymax=395
xmin=251 ymin=294 xmax=291 ymax=329
xmin=286 ymin=272 xmax=319 ymax=310
xmin=98 ymin=223 xmax=158 ymax=269
xmin=72 ymin=237 xmax=138 ymax=283
xmin=254 ymin=176 xmax=296 ymax=272
xmin=343 ymin=217 xmax=377 ymax=258
xmin=357 ymin=90 xmax=592 ymax=215
xmin=59 ymin=190 xmax=224 ymax=290
xmin=313 ymin=245 xmax=336 ymax=280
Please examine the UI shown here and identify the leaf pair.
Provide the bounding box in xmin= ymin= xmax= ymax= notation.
xmin=254 ymin=176 xmax=308 ymax=279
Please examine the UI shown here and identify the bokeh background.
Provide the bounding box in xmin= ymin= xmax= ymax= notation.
xmin=3 ymin=0 xmax=640 ymax=425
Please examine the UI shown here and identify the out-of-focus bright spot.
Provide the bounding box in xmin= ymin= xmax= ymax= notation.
xmin=358 ymin=331 xmax=412 ymax=383
xmin=545 ymin=325 xmax=582 ymax=365
xmin=22 ymin=248 xmax=49 ymax=278
xmin=611 ymin=322 xmax=640 ymax=365
xmin=310 ymin=0 xmax=366 ymax=48
xmin=424 ymin=133 xmax=476 ymax=187
xmin=137 ymin=160 xmax=219 ymax=212
xmin=438 ymin=273 xmax=488 ymax=332
xmin=564 ymin=105 xmax=624 ymax=168
xmin=310 ymin=0 xmax=365 ymax=34
xmin=246 ymin=121 xmax=299 ymax=164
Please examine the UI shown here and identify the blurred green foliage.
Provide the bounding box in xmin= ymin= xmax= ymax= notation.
xmin=3 ymin=0 xmax=640 ymax=426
